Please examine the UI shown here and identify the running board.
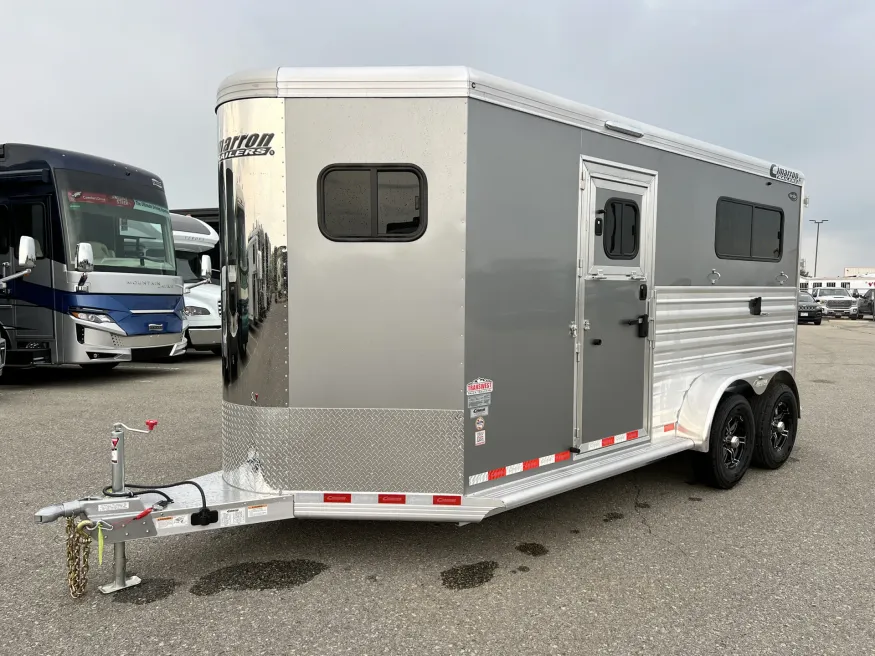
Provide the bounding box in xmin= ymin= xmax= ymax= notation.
xmin=473 ymin=436 xmax=694 ymax=513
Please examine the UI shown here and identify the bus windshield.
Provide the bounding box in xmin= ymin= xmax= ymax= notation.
xmin=55 ymin=169 xmax=176 ymax=275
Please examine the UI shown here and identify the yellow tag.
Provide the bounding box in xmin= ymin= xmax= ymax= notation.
xmin=98 ymin=526 xmax=104 ymax=565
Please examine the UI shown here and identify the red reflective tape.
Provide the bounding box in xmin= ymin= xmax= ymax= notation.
xmin=523 ymin=458 xmax=540 ymax=470
xmin=601 ymin=437 xmax=615 ymax=447
xmin=323 ymin=493 xmax=351 ymax=503
xmin=133 ymin=508 xmax=152 ymax=520
xmin=488 ymin=467 xmax=507 ymax=481
xmin=433 ymin=495 xmax=462 ymax=506
xmin=555 ymin=450 xmax=571 ymax=462
xmin=664 ymin=423 xmax=676 ymax=432
xmin=378 ymin=494 xmax=406 ymax=504
xmin=626 ymin=430 xmax=639 ymax=440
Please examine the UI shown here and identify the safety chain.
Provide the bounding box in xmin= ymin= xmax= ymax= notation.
xmin=65 ymin=517 xmax=93 ymax=599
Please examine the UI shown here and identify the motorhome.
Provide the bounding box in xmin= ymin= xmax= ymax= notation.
xmin=37 ymin=66 xmax=805 ymax=594
xmin=171 ymin=213 xmax=221 ymax=353
xmin=0 ymin=143 xmax=188 ymax=370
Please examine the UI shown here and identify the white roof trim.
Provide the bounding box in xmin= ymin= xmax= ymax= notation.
xmin=216 ymin=66 xmax=803 ymax=184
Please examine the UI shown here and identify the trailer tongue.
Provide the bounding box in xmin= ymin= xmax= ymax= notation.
xmin=35 ymin=66 xmax=802 ymax=597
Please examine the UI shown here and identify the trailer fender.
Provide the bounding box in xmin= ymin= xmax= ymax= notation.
xmin=676 ymin=365 xmax=794 ymax=453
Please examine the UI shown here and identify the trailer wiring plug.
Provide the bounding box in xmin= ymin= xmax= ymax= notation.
xmin=102 ymin=480 xmax=218 ymax=526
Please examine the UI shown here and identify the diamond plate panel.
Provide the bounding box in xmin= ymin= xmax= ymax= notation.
xmin=222 ymin=402 xmax=464 ymax=493
xmin=222 ymin=403 xmax=291 ymax=492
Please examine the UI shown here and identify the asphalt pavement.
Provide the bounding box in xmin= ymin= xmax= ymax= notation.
xmin=1 ymin=323 xmax=873 ymax=656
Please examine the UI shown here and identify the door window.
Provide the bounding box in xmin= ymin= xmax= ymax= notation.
xmin=603 ymin=198 xmax=639 ymax=260
xmin=11 ymin=201 xmax=47 ymax=260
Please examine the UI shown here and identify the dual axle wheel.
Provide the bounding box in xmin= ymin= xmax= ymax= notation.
xmin=694 ymin=383 xmax=798 ymax=489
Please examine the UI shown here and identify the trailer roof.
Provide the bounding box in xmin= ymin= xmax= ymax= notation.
xmin=216 ymin=66 xmax=803 ymax=185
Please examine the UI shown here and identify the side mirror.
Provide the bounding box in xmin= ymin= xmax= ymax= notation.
xmin=75 ymin=242 xmax=94 ymax=273
xmin=200 ymin=254 xmax=212 ymax=280
xmin=17 ymin=236 xmax=37 ymax=268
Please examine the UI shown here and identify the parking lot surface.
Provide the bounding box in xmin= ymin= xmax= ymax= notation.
xmin=1 ymin=324 xmax=873 ymax=656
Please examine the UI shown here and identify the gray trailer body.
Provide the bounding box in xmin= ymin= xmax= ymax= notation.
xmin=37 ymin=68 xmax=804 ymax=560
xmin=210 ymin=66 xmax=803 ymax=520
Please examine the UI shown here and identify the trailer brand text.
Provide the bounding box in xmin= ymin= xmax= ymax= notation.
xmin=219 ymin=133 xmax=276 ymax=160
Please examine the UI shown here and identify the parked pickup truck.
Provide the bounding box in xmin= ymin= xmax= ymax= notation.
xmin=811 ymin=287 xmax=859 ymax=319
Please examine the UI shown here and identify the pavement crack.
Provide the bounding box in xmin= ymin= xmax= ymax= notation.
xmin=633 ymin=482 xmax=692 ymax=559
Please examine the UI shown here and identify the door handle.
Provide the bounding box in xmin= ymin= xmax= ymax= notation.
xmin=623 ymin=314 xmax=649 ymax=338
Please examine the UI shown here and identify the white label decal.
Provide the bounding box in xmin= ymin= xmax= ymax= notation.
xmin=111 ymin=450 xmax=119 ymax=464
xmin=247 ymin=504 xmax=268 ymax=518
xmin=97 ymin=501 xmax=129 ymax=513
xmin=470 ymin=406 xmax=488 ymax=418
xmin=155 ymin=515 xmax=189 ymax=530
xmin=475 ymin=430 xmax=486 ymax=446
xmin=466 ymin=378 xmax=494 ymax=396
xmin=467 ymin=393 xmax=492 ymax=408
xmin=475 ymin=417 xmax=485 ymax=431
xmin=220 ymin=508 xmax=245 ymax=527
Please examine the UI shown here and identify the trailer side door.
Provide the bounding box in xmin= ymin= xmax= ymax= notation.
xmin=575 ymin=157 xmax=657 ymax=451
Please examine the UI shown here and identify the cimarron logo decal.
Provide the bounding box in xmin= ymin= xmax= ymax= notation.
xmin=219 ymin=133 xmax=276 ymax=161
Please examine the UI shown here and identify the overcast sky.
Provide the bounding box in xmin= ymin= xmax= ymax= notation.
xmin=3 ymin=0 xmax=872 ymax=276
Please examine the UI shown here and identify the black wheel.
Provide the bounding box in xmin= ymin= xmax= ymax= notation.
xmin=79 ymin=362 xmax=120 ymax=371
xmin=751 ymin=383 xmax=798 ymax=469
xmin=693 ymin=394 xmax=755 ymax=489
xmin=814 ymin=318 xmax=822 ymax=325
xmin=851 ymin=314 xmax=859 ymax=320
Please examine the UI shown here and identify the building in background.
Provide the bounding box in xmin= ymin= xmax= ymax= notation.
xmin=843 ymin=266 xmax=875 ymax=277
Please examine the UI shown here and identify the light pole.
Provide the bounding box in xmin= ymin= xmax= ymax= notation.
xmin=810 ymin=219 xmax=828 ymax=277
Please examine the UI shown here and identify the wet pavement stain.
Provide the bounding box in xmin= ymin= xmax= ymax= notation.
xmin=516 ymin=542 xmax=549 ymax=557
xmin=570 ymin=529 xmax=581 ymax=534
xmin=811 ymin=379 xmax=835 ymax=384
xmin=366 ymin=575 xmax=379 ymax=583
xmin=688 ymin=496 xmax=703 ymax=502
xmin=789 ymin=456 xmax=801 ymax=463
xmin=517 ymin=565 xmax=530 ymax=573
xmin=440 ymin=561 xmax=498 ymax=590
xmin=189 ymin=560 xmax=329 ymax=596
xmin=603 ymin=512 xmax=624 ymax=522
xmin=112 ymin=578 xmax=176 ymax=605
xmin=635 ymin=501 xmax=651 ymax=509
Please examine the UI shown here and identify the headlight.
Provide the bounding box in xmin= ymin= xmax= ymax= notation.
xmin=184 ymin=306 xmax=211 ymax=316
xmin=70 ymin=310 xmax=115 ymax=324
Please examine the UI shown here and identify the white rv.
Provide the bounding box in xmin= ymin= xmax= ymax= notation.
xmin=170 ymin=213 xmax=221 ymax=353
xmin=36 ymin=67 xmax=806 ymax=595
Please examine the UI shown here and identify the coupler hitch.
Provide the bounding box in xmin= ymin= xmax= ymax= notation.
xmin=35 ymin=420 xmax=159 ymax=596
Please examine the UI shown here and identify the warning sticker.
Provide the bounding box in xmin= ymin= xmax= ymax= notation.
xmin=97 ymin=501 xmax=129 ymax=513
xmin=466 ymin=378 xmax=494 ymax=396
xmin=470 ymin=406 xmax=488 ymax=418
xmin=467 ymin=393 xmax=492 ymax=408
xmin=220 ymin=508 xmax=245 ymax=527
xmin=475 ymin=430 xmax=486 ymax=446
xmin=247 ymin=504 xmax=268 ymax=518
xmin=155 ymin=515 xmax=189 ymax=530
xmin=475 ymin=417 xmax=485 ymax=431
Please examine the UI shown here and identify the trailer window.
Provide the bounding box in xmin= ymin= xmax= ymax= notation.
xmin=603 ymin=198 xmax=639 ymax=260
xmin=715 ymin=198 xmax=783 ymax=261
xmin=318 ymin=165 xmax=426 ymax=241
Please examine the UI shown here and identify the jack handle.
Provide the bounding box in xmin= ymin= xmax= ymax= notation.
xmin=113 ymin=420 xmax=158 ymax=435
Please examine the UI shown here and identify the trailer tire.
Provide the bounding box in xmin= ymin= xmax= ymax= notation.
xmin=694 ymin=394 xmax=755 ymax=489
xmin=751 ymin=383 xmax=798 ymax=470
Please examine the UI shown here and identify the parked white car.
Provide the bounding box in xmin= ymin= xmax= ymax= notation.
xmin=811 ymin=287 xmax=859 ymax=319
xmin=171 ymin=213 xmax=221 ymax=354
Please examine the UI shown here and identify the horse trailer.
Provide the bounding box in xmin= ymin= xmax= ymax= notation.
xmin=36 ymin=66 xmax=804 ymax=595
